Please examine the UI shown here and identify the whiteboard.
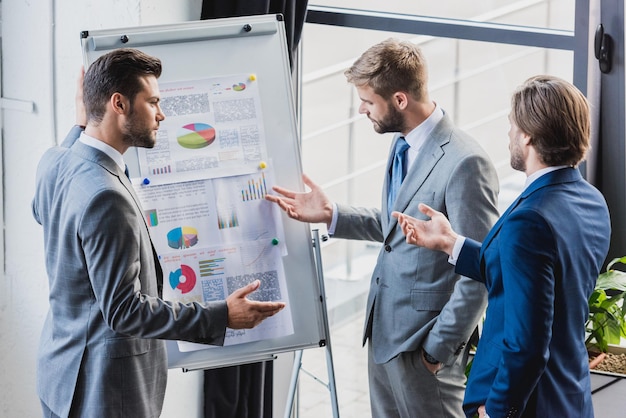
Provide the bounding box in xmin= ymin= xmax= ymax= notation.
xmin=80 ymin=14 xmax=328 ymax=370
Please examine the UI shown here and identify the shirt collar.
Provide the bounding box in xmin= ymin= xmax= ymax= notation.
xmin=404 ymin=102 xmax=444 ymax=152
xmin=524 ymin=165 xmax=570 ymax=190
xmin=79 ymin=132 xmax=126 ymax=172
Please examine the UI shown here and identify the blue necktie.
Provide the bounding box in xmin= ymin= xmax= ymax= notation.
xmin=388 ymin=137 xmax=410 ymax=217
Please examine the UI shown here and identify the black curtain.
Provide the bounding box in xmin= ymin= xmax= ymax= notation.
xmin=201 ymin=0 xmax=309 ymax=69
xmin=200 ymin=1 xmax=308 ymax=417
xmin=203 ymin=361 xmax=274 ymax=418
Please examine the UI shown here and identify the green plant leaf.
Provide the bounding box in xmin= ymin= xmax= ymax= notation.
xmin=587 ymin=257 xmax=626 ymax=353
xmin=607 ymin=256 xmax=626 ymax=271
xmin=596 ymin=270 xmax=626 ymax=291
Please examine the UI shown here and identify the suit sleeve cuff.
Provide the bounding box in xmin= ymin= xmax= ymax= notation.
xmin=447 ymin=236 xmax=466 ymax=265
xmin=327 ymin=202 xmax=339 ymax=235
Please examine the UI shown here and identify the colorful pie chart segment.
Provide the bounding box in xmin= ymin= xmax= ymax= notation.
xmin=232 ymin=82 xmax=246 ymax=91
xmin=177 ymin=123 xmax=216 ymax=149
xmin=167 ymin=226 xmax=199 ymax=249
xmin=169 ymin=264 xmax=196 ymax=294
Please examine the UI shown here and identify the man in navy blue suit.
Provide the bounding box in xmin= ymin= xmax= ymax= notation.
xmin=393 ymin=75 xmax=611 ymax=417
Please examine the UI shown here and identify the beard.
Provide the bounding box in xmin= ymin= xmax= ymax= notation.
xmin=121 ymin=109 xmax=157 ymax=149
xmin=371 ymin=103 xmax=405 ymax=134
xmin=509 ymin=141 xmax=526 ymax=172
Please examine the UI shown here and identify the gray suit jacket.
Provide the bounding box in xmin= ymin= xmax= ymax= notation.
xmin=32 ymin=126 xmax=229 ymax=417
xmin=334 ymin=114 xmax=499 ymax=365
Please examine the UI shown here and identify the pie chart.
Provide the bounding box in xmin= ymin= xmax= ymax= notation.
xmin=169 ymin=264 xmax=196 ymax=294
xmin=177 ymin=123 xmax=216 ymax=149
xmin=167 ymin=226 xmax=199 ymax=249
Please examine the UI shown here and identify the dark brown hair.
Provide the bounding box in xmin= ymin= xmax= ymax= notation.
xmin=83 ymin=48 xmax=162 ymax=123
xmin=511 ymin=75 xmax=590 ymax=166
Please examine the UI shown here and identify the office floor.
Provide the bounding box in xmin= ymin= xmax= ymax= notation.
xmin=295 ymin=280 xmax=626 ymax=418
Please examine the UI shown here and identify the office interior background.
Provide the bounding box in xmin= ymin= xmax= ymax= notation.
xmin=1 ymin=0 xmax=624 ymax=417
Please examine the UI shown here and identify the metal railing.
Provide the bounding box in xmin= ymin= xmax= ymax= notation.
xmin=299 ymin=2 xmax=577 ymax=270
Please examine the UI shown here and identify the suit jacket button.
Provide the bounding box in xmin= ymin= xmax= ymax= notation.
xmin=454 ymin=342 xmax=466 ymax=355
xmin=376 ymin=277 xmax=380 ymax=284
xmin=384 ymin=244 xmax=392 ymax=252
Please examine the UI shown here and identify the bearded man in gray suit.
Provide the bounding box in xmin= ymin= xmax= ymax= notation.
xmin=32 ymin=48 xmax=285 ymax=418
xmin=266 ymin=38 xmax=499 ymax=417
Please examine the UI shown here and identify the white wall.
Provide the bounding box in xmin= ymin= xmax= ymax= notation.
xmin=0 ymin=1 xmax=210 ymax=416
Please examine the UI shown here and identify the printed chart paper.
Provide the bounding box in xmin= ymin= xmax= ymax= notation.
xmin=130 ymin=74 xmax=294 ymax=352
xmin=134 ymin=74 xmax=268 ymax=186
xmin=161 ymin=241 xmax=293 ymax=351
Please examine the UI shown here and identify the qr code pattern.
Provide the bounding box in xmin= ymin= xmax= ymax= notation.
xmin=161 ymin=93 xmax=210 ymax=116
xmin=214 ymin=98 xmax=257 ymax=122
xmin=202 ymin=278 xmax=226 ymax=302
xmin=226 ymin=270 xmax=281 ymax=301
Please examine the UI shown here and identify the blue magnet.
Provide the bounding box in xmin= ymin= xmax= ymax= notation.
xmin=142 ymin=178 xmax=150 ymax=185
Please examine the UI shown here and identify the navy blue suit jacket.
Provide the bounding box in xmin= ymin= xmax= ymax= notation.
xmin=456 ymin=167 xmax=610 ymax=418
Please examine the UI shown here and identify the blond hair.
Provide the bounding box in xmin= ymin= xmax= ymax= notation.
xmin=344 ymin=38 xmax=429 ymax=102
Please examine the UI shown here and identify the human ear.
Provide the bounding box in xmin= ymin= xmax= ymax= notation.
xmin=393 ymin=92 xmax=409 ymax=110
xmin=110 ymin=93 xmax=128 ymax=114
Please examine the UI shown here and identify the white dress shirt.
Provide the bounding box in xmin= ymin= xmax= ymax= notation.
xmin=328 ymin=103 xmax=445 ymax=234
xmin=79 ymin=132 xmax=126 ymax=173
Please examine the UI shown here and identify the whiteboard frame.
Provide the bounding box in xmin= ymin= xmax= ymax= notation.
xmin=80 ymin=14 xmax=328 ymax=370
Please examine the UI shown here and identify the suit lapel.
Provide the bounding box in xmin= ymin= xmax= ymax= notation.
xmin=480 ymin=194 xmax=523 ymax=250
xmin=71 ymin=142 xmax=150 ymax=230
xmin=71 ymin=141 xmax=164 ymax=295
xmin=384 ymin=116 xmax=451 ymax=236
xmin=382 ymin=135 xmax=399 ymax=233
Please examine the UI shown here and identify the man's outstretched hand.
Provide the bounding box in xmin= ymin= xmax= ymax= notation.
xmin=265 ymin=174 xmax=334 ymax=226
xmin=392 ymin=203 xmax=458 ymax=256
xmin=226 ymin=280 xmax=286 ymax=329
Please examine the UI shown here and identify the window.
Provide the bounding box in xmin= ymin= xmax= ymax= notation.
xmin=310 ymin=0 xmax=575 ymax=30
xmin=294 ymin=3 xmax=577 ymax=416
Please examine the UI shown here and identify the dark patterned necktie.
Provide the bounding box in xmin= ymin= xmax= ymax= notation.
xmin=123 ymin=163 xmax=163 ymax=297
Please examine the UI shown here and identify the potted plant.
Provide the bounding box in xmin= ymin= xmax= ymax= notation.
xmin=586 ymin=256 xmax=626 ymax=374
xmin=466 ymin=257 xmax=626 ymax=378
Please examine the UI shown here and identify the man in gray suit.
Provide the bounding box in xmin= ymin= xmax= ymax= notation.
xmin=266 ymin=38 xmax=499 ymax=417
xmin=32 ymin=48 xmax=285 ymax=418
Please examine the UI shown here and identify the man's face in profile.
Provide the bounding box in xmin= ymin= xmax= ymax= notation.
xmin=122 ymin=75 xmax=165 ymax=149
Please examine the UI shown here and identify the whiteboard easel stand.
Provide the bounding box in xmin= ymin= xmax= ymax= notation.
xmin=284 ymin=229 xmax=339 ymax=418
